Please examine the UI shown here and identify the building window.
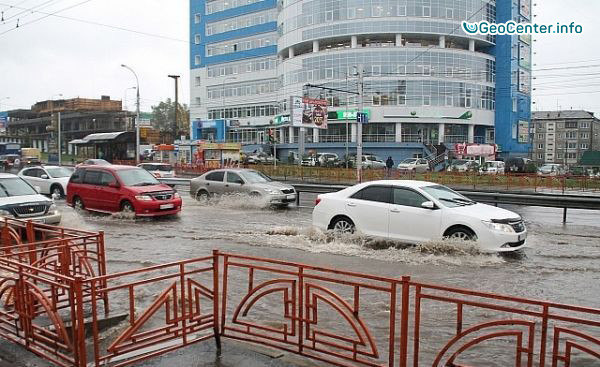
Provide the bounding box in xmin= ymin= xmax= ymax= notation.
xmin=398 ymin=95 xmax=406 ymax=105
xmin=397 ymin=6 xmax=406 ymax=16
xmin=581 ymin=132 xmax=590 ymax=139
xmin=325 ymin=68 xmax=334 ymax=79
xmin=372 ymin=95 xmax=380 ymax=106
xmin=195 ymin=55 xmax=201 ymax=65
xmin=422 ymin=6 xmax=431 ymax=17
xmin=347 ymin=8 xmax=356 ymax=19
xmin=194 ymin=34 xmax=201 ymax=44
xmin=422 ymin=66 xmax=431 ymax=76
xmin=567 ymin=153 xmax=577 ymax=159
xmin=537 ymin=153 xmax=543 ymax=159
xmin=423 ymin=95 xmax=431 ymax=106
xmin=565 ymin=121 xmax=578 ymax=128
xmin=537 ymin=143 xmax=544 ymax=149
xmin=372 ymin=6 xmax=383 ymax=17
xmin=566 ymin=131 xmax=577 ymax=139
xmin=195 ymin=77 xmax=201 ymax=86
xmin=397 ymin=65 xmax=406 ymax=75
xmin=567 ymin=142 xmax=577 ymax=149
xmin=537 ymin=133 xmax=544 ymax=139
xmin=581 ymin=143 xmax=589 ymax=149
xmin=446 ymin=96 xmax=453 ymax=106
xmin=195 ymin=97 xmax=201 ymax=106
xmin=580 ymin=121 xmax=590 ymax=128
xmin=195 ymin=14 xmax=201 ymax=24
xmin=446 ymin=8 xmax=454 ymax=19
xmin=371 ymin=65 xmax=381 ymax=76
xmin=325 ymin=10 xmax=333 ymax=21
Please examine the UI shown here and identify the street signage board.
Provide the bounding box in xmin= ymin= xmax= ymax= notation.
xmin=356 ymin=112 xmax=369 ymax=124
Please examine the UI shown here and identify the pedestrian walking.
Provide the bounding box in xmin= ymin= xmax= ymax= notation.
xmin=386 ymin=156 xmax=394 ymax=178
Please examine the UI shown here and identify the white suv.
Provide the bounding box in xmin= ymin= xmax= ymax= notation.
xmin=0 ymin=173 xmax=61 ymax=224
xmin=313 ymin=180 xmax=527 ymax=252
xmin=19 ymin=165 xmax=73 ymax=198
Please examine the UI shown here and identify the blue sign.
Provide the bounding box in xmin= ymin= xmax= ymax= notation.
xmin=356 ymin=112 xmax=369 ymax=124
xmin=0 ymin=112 xmax=7 ymax=133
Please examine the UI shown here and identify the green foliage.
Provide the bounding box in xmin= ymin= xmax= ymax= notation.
xmin=150 ymin=98 xmax=189 ymax=134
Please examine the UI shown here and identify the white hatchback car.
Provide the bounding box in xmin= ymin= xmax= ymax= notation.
xmin=312 ymin=180 xmax=527 ymax=252
xmin=18 ymin=166 xmax=73 ymax=198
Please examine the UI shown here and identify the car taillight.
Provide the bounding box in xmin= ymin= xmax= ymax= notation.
xmin=315 ymin=197 xmax=321 ymax=206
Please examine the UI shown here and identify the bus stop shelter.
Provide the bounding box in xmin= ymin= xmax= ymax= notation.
xmin=69 ymin=131 xmax=135 ymax=162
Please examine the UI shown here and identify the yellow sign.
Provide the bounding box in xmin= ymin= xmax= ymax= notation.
xmin=199 ymin=142 xmax=241 ymax=150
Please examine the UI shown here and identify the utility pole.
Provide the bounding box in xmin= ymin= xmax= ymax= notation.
xmin=121 ymin=64 xmax=140 ymax=164
xmin=168 ymin=75 xmax=180 ymax=143
xmin=356 ymin=64 xmax=364 ymax=183
xmin=58 ymin=112 xmax=62 ymax=166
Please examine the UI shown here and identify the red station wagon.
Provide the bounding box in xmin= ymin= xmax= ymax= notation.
xmin=66 ymin=165 xmax=182 ymax=217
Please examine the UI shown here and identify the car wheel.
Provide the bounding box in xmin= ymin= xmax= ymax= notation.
xmin=51 ymin=184 xmax=64 ymax=198
xmin=195 ymin=190 xmax=210 ymax=204
xmin=121 ymin=201 xmax=135 ymax=213
xmin=73 ymin=196 xmax=84 ymax=210
xmin=445 ymin=227 xmax=476 ymax=241
xmin=330 ymin=216 xmax=355 ymax=234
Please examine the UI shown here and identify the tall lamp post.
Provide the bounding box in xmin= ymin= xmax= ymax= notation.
xmin=49 ymin=94 xmax=63 ymax=164
xmin=121 ymin=64 xmax=140 ymax=164
xmin=168 ymin=75 xmax=180 ymax=143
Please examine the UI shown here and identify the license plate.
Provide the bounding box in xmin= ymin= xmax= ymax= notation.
xmin=286 ymin=194 xmax=295 ymax=200
xmin=160 ymin=204 xmax=174 ymax=210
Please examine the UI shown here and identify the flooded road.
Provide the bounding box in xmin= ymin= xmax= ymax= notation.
xmin=54 ymin=195 xmax=600 ymax=366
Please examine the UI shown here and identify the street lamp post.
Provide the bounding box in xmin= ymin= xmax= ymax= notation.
xmin=121 ymin=64 xmax=140 ymax=164
xmin=49 ymin=94 xmax=63 ymax=165
xmin=168 ymin=75 xmax=181 ymax=143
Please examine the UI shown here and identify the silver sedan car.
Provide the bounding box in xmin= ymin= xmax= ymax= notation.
xmin=190 ymin=169 xmax=297 ymax=206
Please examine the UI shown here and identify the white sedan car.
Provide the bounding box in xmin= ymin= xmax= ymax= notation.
xmin=397 ymin=158 xmax=430 ymax=173
xmin=312 ymin=180 xmax=527 ymax=252
xmin=18 ymin=166 xmax=73 ymax=198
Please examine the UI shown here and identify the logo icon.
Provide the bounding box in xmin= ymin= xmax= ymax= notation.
xmin=462 ymin=21 xmax=479 ymax=34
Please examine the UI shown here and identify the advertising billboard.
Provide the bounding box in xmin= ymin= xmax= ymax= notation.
xmin=518 ymin=121 xmax=530 ymax=143
xmin=290 ymin=96 xmax=328 ymax=129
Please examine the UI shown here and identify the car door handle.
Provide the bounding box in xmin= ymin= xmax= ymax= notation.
xmin=390 ymin=208 xmax=401 ymax=213
xmin=206 ymin=183 xmax=210 ymax=186
xmin=346 ymin=202 xmax=357 ymax=207
xmin=225 ymin=184 xmax=229 ymax=187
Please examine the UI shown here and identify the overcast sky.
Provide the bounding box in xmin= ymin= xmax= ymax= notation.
xmin=0 ymin=0 xmax=599 ymax=114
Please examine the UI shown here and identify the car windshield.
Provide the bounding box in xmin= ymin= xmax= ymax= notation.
xmin=148 ymin=164 xmax=173 ymax=171
xmin=46 ymin=167 xmax=73 ymax=178
xmin=116 ymin=169 xmax=160 ymax=186
xmin=0 ymin=177 xmax=37 ymax=197
xmin=240 ymin=171 xmax=272 ymax=183
xmin=540 ymin=165 xmax=555 ymax=173
xmin=401 ymin=159 xmax=417 ymax=164
xmin=421 ymin=185 xmax=475 ymax=208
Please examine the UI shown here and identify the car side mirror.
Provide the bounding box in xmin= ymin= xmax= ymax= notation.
xmin=41 ymin=174 xmax=49 ymax=179
xmin=421 ymin=201 xmax=436 ymax=210
xmin=237 ymin=180 xmax=244 ymax=185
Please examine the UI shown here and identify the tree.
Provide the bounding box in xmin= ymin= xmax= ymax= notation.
xmin=150 ymin=98 xmax=190 ymax=136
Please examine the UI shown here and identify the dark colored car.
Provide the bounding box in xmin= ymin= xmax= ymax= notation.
xmin=0 ymin=154 xmax=22 ymax=171
xmin=66 ymin=165 xmax=182 ymax=217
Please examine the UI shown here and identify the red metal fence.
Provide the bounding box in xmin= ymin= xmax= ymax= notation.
xmin=0 ymin=221 xmax=599 ymax=366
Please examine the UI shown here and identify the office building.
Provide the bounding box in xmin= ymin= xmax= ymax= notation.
xmin=190 ymin=0 xmax=532 ymax=162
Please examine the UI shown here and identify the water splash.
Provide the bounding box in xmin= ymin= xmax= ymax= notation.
xmin=189 ymin=193 xmax=273 ymax=210
xmin=258 ymin=226 xmax=504 ymax=266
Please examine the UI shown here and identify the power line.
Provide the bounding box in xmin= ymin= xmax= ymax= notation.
xmin=0 ymin=0 xmax=95 ymax=36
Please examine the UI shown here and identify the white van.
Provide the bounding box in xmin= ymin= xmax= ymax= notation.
xmin=480 ymin=161 xmax=505 ymax=174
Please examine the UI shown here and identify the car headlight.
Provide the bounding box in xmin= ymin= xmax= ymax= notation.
xmin=174 ymin=192 xmax=181 ymax=199
xmin=135 ymin=195 xmax=153 ymax=201
xmin=48 ymin=204 xmax=58 ymax=215
xmin=0 ymin=209 xmax=12 ymax=217
xmin=265 ymin=189 xmax=281 ymax=195
xmin=482 ymin=221 xmax=515 ymax=233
